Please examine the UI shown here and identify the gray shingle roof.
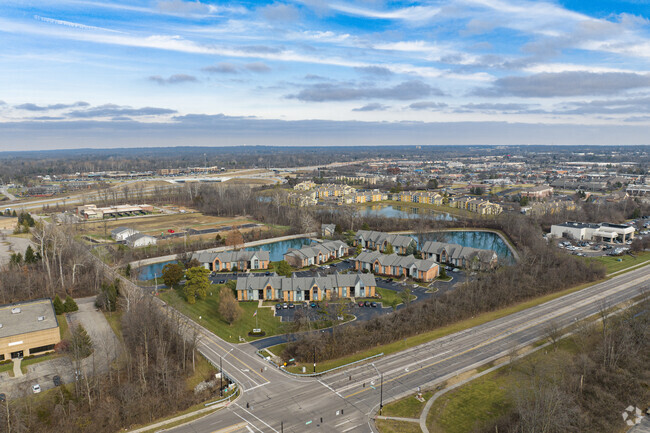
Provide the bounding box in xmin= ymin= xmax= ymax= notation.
xmin=192 ymin=250 xmax=270 ymax=264
xmin=354 ymin=251 xmax=437 ymax=272
xmin=355 ymin=230 xmax=415 ymax=249
xmin=236 ymin=272 xmax=376 ymax=292
xmin=284 ymin=240 xmax=347 ymax=260
xmin=420 ymin=241 xmax=497 ymax=263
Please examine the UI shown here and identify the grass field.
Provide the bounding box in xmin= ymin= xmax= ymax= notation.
xmin=375 ymin=420 xmax=422 ymax=433
xmin=57 ymin=314 xmax=69 ymax=340
xmin=159 ymin=287 xmax=284 ymax=343
xmin=425 ymin=339 xmax=578 ymax=433
xmin=80 ymin=212 xmax=255 ymax=239
xmin=582 ymin=251 xmax=650 ymax=274
xmin=0 ymin=361 xmax=13 ymax=375
xmin=382 ymin=391 xmax=433 ymax=418
xmin=358 ymin=287 xmax=414 ymax=309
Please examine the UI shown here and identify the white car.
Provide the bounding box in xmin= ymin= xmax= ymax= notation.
xmin=31 ymin=384 xmax=41 ymax=394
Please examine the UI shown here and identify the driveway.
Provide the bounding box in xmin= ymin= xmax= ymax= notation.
xmin=67 ymin=296 xmax=120 ymax=375
xmin=0 ymin=229 xmax=34 ymax=265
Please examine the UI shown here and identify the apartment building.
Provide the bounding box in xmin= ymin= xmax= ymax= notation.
xmin=420 ymin=241 xmax=498 ymax=270
xmin=283 ymin=240 xmax=349 ymax=268
xmin=354 ymin=230 xmax=416 ymax=254
xmin=192 ymin=250 xmax=270 ymax=271
xmin=236 ymin=273 xmax=377 ymax=302
xmin=354 ymin=251 xmax=439 ymax=281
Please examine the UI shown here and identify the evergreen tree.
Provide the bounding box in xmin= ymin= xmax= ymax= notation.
xmin=53 ymin=295 xmax=64 ymax=315
xmin=24 ymin=245 xmax=36 ymax=263
xmin=184 ymin=267 xmax=210 ymax=303
xmin=384 ymin=242 xmax=395 ymax=255
xmin=275 ymin=260 xmax=293 ymax=277
xmin=63 ymin=295 xmax=79 ymax=312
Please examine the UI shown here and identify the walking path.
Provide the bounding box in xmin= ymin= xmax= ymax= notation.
xmin=12 ymin=358 xmax=22 ymax=378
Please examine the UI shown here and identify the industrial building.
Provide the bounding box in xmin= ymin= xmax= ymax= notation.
xmin=0 ymin=299 xmax=60 ymax=361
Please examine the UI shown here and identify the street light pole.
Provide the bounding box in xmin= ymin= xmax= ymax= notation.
xmin=313 ymin=346 xmax=316 ymax=373
xmin=220 ymin=355 xmax=223 ymax=397
xmin=371 ymin=363 xmax=383 ymax=415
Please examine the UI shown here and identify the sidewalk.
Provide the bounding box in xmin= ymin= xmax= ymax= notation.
xmin=12 ymin=358 xmax=22 ymax=378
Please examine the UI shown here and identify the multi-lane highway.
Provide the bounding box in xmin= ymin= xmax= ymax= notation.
xmin=160 ymin=263 xmax=649 ymax=433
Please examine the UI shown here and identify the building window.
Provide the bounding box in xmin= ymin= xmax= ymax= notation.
xmin=0 ymin=354 xmax=3 ymax=361
xmin=29 ymin=344 xmax=55 ymax=355
xmin=342 ymin=287 xmax=347 ymax=297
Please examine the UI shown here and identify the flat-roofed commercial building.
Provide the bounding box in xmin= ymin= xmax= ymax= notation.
xmin=0 ymin=299 xmax=60 ymax=361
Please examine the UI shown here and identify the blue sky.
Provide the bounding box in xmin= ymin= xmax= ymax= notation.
xmin=1 ymin=0 xmax=650 ymax=149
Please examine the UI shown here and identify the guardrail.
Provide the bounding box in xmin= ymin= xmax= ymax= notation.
xmin=258 ymin=350 xmax=384 ymax=377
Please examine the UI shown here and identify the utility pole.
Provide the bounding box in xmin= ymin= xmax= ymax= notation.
xmin=220 ymin=355 xmax=223 ymax=397
xmin=313 ymin=346 xmax=316 ymax=373
xmin=371 ymin=363 xmax=383 ymax=415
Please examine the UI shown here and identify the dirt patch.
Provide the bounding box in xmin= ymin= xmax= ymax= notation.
xmin=444 ymin=368 xmax=478 ymax=387
xmin=0 ymin=217 xmax=17 ymax=230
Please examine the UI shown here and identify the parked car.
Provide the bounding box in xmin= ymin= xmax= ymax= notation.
xmin=275 ymin=303 xmax=283 ymax=310
xmin=310 ymin=302 xmax=317 ymax=308
xmin=370 ymin=302 xmax=377 ymax=308
xmin=282 ymin=303 xmax=288 ymax=309
xmin=0 ymin=393 xmax=5 ymax=402
xmin=288 ymin=303 xmax=295 ymax=309
xmin=53 ymin=375 xmax=62 ymax=387
xmin=364 ymin=301 xmax=370 ymax=307
xmin=265 ymin=272 xmax=271 ymax=276
xmin=331 ymin=263 xmax=337 ymax=267
xmin=218 ymin=280 xmax=225 ymax=284
xmin=358 ymin=302 xmax=364 ymax=307
xmin=31 ymin=384 xmax=41 ymax=394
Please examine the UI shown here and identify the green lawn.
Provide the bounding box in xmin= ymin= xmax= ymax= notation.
xmin=382 ymin=391 xmax=433 ymax=418
xmin=582 ymin=251 xmax=650 ymax=274
xmin=0 ymin=361 xmax=13 ymax=375
xmin=159 ymin=287 xmax=284 ymax=343
xmin=375 ymin=420 xmax=422 ymax=433
xmin=57 ymin=314 xmax=69 ymax=340
xmin=359 ymin=287 xmax=415 ymax=309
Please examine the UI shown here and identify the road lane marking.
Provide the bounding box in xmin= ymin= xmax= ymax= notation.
xmin=232 ymin=403 xmax=279 ymax=433
xmin=200 ymin=335 xmax=269 ymax=384
xmin=211 ymin=422 xmax=248 ymax=433
xmin=342 ymin=424 xmax=361 ymax=432
xmin=343 ymin=275 xmax=649 ymax=399
xmin=318 ymin=379 xmax=343 ymax=398
xmin=230 ymin=412 xmax=264 ymax=433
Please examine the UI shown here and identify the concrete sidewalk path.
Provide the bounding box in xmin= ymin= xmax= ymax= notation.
xmin=12 ymin=358 xmax=22 ymax=378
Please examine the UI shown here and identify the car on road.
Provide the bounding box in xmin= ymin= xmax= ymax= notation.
xmin=31 ymin=384 xmax=41 ymax=394
xmin=288 ymin=303 xmax=295 ymax=309
xmin=282 ymin=303 xmax=288 ymax=309
xmin=53 ymin=375 xmax=62 ymax=387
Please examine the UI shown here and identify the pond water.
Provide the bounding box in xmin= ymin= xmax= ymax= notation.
xmin=244 ymin=237 xmax=314 ymax=262
xmin=136 ymin=237 xmax=315 ymax=280
xmin=411 ymin=231 xmax=512 ymax=260
xmin=356 ymin=204 xmax=456 ymax=221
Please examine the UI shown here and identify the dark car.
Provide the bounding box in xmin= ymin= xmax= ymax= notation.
xmin=0 ymin=393 xmax=5 ymax=402
xmin=265 ymin=272 xmax=271 ymax=276
xmin=218 ymin=280 xmax=226 ymax=284
xmin=310 ymin=302 xmax=317 ymax=308
xmin=386 ymin=278 xmax=393 ymax=283
xmin=275 ymin=303 xmax=282 ymax=310
xmin=288 ymin=303 xmax=295 ymax=309
xmin=53 ymin=375 xmax=62 ymax=387
xmin=370 ymin=302 xmax=377 ymax=308
xmin=364 ymin=301 xmax=370 ymax=307
xmin=331 ymin=263 xmax=337 ymax=267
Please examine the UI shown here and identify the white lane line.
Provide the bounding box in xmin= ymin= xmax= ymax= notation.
xmin=335 ymin=419 xmax=352 ymax=427
xmin=246 ymin=426 xmax=254 ymax=433
xmin=318 ymin=379 xmax=343 ymax=398
xmin=233 ymin=403 xmax=280 ymax=433
xmin=342 ymin=424 xmax=362 ymax=432
xmin=246 ymin=382 xmax=268 ymax=392
xmin=230 ymin=411 xmax=263 ymax=433
xmin=200 ymin=343 xmax=261 ymax=387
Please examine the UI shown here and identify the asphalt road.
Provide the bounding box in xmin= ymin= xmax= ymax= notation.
xmin=162 ymin=263 xmax=650 ymax=433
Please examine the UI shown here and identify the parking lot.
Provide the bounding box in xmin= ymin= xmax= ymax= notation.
xmin=273 ymin=299 xmax=394 ymax=323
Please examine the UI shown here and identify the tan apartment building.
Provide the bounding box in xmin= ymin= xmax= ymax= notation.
xmin=0 ymin=299 xmax=60 ymax=361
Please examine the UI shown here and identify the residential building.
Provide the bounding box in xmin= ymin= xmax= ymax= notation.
xmin=192 ymin=250 xmax=270 ymax=271
xmin=392 ymin=191 xmax=443 ymax=205
xmin=550 ymin=222 xmax=635 ymax=242
xmin=283 ymin=240 xmax=349 ymax=268
xmin=293 ymin=181 xmax=316 ymax=191
xmin=287 ymin=192 xmax=317 ymax=207
xmin=125 ymin=233 xmax=157 ymax=248
xmin=626 ymin=185 xmax=650 ymax=196
xmin=0 ymin=299 xmax=60 ymax=361
xmin=354 ymin=230 xmax=416 ymax=254
xmin=354 ymin=251 xmax=439 ymax=281
xmin=420 ymin=241 xmax=498 ymax=270
xmin=321 ymin=224 xmax=336 ymax=238
xmin=314 ymin=184 xmax=356 ymax=199
xmin=520 ymin=185 xmax=554 ymax=199
xmin=236 ymin=273 xmax=376 ymax=302
xmin=450 ymin=197 xmax=502 ymax=215
xmin=111 ymin=227 xmax=139 ymax=242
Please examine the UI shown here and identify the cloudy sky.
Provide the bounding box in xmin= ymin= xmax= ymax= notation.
xmin=2 ymin=0 xmax=650 ymax=149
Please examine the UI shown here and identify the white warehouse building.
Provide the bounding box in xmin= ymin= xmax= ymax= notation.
xmin=550 ymin=222 xmax=635 ymax=242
